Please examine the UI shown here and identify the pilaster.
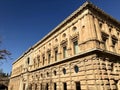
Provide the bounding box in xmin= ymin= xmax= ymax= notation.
xmin=94 ymin=17 xmax=102 ymax=48
xmin=88 ymin=14 xmax=97 ymax=40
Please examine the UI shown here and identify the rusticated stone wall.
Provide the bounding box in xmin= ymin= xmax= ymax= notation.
xmin=11 ymin=53 xmax=120 ymax=90
xmin=9 ymin=1 xmax=120 ymax=90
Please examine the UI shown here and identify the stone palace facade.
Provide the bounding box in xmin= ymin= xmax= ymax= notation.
xmin=9 ymin=1 xmax=120 ymax=90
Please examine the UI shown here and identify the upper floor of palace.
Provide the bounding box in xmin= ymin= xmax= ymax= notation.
xmin=11 ymin=1 xmax=120 ymax=77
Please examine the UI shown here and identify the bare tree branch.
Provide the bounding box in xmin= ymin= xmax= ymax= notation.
xmin=0 ymin=38 xmax=11 ymax=65
xmin=0 ymin=50 xmax=11 ymax=60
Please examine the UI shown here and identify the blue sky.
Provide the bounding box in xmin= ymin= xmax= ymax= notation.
xmin=0 ymin=0 xmax=120 ymax=73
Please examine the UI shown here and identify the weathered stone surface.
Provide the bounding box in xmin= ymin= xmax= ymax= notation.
xmin=9 ymin=1 xmax=120 ymax=90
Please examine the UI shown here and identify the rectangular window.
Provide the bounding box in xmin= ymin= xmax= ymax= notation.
xmin=29 ymin=84 xmax=32 ymax=90
xmin=43 ymin=55 xmax=45 ymax=65
xmin=23 ymin=83 xmax=26 ymax=90
xmin=35 ymin=84 xmax=37 ymax=90
xmin=55 ymin=49 xmax=58 ymax=61
xmin=54 ymin=83 xmax=57 ymax=90
xmin=112 ymin=38 xmax=117 ymax=52
xmin=102 ymin=32 xmax=109 ymax=50
xmin=48 ymin=52 xmax=51 ymax=64
xmin=46 ymin=83 xmax=48 ymax=90
xmin=102 ymin=36 xmax=107 ymax=50
xmin=63 ymin=82 xmax=67 ymax=90
xmin=75 ymin=82 xmax=81 ymax=90
xmin=37 ymin=55 xmax=40 ymax=67
xmin=63 ymin=46 xmax=67 ymax=58
xmin=73 ymin=41 xmax=79 ymax=54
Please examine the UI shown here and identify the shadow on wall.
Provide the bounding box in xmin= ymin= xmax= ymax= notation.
xmin=0 ymin=84 xmax=8 ymax=90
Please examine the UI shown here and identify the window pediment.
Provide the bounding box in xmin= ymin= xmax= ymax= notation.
xmin=70 ymin=32 xmax=79 ymax=42
xmin=112 ymin=35 xmax=118 ymax=41
xmin=53 ymin=45 xmax=58 ymax=50
xmin=60 ymin=39 xmax=67 ymax=47
xmin=102 ymin=32 xmax=109 ymax=38
xmin=47 ymin=49 xmax=51 ymax=53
